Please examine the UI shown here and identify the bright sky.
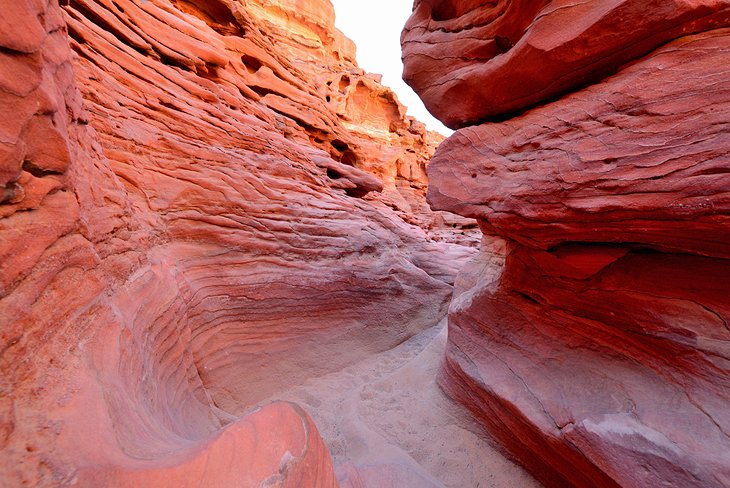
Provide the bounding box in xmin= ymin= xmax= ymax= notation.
xmin=330 ymin=1 xmax=452 ymax=136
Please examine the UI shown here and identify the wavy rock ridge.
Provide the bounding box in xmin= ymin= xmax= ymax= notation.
xmin=0 ymin=0 xmax=476 ymax=485
xmin=403 ymin=1 xmax=730 ymax=487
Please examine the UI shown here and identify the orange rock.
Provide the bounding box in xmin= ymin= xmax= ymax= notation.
xmin=75 ymin=402 xmax=339 ymax=488
xmin=0 ymin=0 xmax=476 ymax=486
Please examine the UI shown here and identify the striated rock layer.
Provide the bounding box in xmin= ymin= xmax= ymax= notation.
xmin=404 ymin=1 xmax=730 ymax=487
xmin=403 ymin=0 xmax=730 ymax=129
xmin=0 ymin=0 xmax=475 ymax=486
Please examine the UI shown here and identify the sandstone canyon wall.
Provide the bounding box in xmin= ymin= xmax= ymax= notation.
xmin=403 ymin=1 xmax=730 ymax=487
xmin=0 ymin=0 xmax=475 ymax=485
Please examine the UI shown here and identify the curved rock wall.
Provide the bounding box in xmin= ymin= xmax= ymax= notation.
xmin=403 ymin=0 xmax=730 ymax=129
xmin=0 ymin=0 xmax=475 ymax=485
xmin=403 ymin=1 xmax=730 ymax=487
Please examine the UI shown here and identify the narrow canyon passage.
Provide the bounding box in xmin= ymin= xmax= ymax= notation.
xmin=261 ymin=317 xmax=540 ymax=488
xmin=3 ymin=0 xmax=728 ymax=486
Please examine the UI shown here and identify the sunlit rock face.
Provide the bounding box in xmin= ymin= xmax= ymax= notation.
xmin=403 ymin=1 xmax=730 ymax=487
xmin=0 ymin=0 xmax=476 ymax=485
xmin=402 ymin=0 xmax=730 ymax=129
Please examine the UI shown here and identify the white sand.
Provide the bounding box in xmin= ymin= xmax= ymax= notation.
xmin=264 ymin=318 xmax=542 ymax=488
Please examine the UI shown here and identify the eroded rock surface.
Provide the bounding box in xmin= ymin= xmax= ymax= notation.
xmin=0 ymin=0 xmax=476 ymax=485
xmin=404 ymin=1 xmax=730 ymax=487
xmin=402 ymin=0 xmax=730 ymax=128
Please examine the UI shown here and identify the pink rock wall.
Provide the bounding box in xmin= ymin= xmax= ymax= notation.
xmin=403 ymin=1 xmax=730 ymax=487
xmin=0 ymin=0 xmax=475 ymax=485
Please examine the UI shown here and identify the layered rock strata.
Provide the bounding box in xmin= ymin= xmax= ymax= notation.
xmin=403 ymin=1 xmax=730 ymax=487
xmin=403 ymin=0 xmax=730 ymax=129
xmin=0 ymin=0 xmax=474 ymax=485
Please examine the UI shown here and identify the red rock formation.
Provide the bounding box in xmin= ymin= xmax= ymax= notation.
xmin=402 ymin=0 xmax=730 ymax=128
xmin=404 ymin=1 xmax=730 ymax=487
xmin=0 ymin=0 xmax=475 ymax=485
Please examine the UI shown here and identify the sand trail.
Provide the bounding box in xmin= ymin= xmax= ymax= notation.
xmin=263 ymin=318 xmax=541 ymax=488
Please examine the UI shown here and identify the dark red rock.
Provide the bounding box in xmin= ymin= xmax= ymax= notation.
xmin=402 ymin=0 xmax=730 ymax=128
xmin=442 ymin=239 xmax=730 ymax=488
xmin=406 ymin=2 xmax=730 ymax=488
xmin=427 ymin=30 xmax=730 ymax=258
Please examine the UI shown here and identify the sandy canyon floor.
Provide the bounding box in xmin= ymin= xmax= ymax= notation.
xmin=259 ymin=317 xmax=540 ymax=488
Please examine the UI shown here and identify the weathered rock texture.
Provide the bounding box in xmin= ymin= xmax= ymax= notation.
xmin=0 ymin=0 xmax=475 ymax=485
xmin=404 ymin=1 xmax=730 ymax=487
xmin=403 ymin=0 xmax=730 ymax=129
